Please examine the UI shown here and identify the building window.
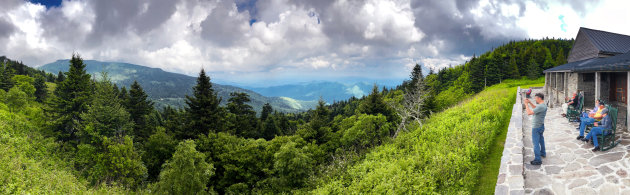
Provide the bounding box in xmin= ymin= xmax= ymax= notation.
xmin=583 ymin=73 xmax=594 ymax=82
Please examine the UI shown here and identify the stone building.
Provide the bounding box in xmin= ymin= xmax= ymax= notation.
xmin=543 ymin=27 xmax=630 ymax=131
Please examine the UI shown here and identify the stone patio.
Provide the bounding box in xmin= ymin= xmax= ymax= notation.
xmin=522 ymin=89 xmax=630 ymax=195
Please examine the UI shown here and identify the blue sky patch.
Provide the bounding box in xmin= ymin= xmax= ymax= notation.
xmin=558 ymin=15 xmax=567 ymax=32
xmin=29 ymin=0 xmax=62 ymax=8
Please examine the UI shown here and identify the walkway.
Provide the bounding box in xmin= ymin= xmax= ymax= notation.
xmin=522 ymin=90 xmax=630 ymax=194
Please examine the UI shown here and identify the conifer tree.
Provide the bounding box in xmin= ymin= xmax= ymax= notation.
xmin=358 ymin=86 xmax=394 ymax=121
xmin=526 ymin=57 xmax=541 ymax=79
xmin=507 ymin=55 xmax=520 ymax=79
xmin=50 ymin=54 xmax=93 ymax=142
xmin=0 ymin=61 xmax=15 ymax=91
xmin=261 ymin=103 xmax=273 ymax=121
xmin=469 ymin=55 xmax=485 ymax=92
xmin=555 ymin=48 xmax=567 ymax=66
xmin=184 ymin=69 xmax=223 ymax=139
xmin=33 ymin=74 xmax=47 ymax=102
xmin=227 ymin=92 xmax=258 ymax=138
xmin=126 ymin=80 xmax=154 ymax=140
xmin=56 ymin=71 xmax=65 ymax=83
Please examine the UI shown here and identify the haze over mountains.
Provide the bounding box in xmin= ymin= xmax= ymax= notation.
xmin=38 ymin=60 xmax=391 ymax=113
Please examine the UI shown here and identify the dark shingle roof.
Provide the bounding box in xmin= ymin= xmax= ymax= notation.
xmin=544 ymin=51 xmax=630 ymax=73
xmin=582 ymin=27 xmax=630 ymax=54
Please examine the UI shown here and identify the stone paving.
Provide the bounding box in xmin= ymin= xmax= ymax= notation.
xmin=522 ymin=90 xmax=630 ymax=195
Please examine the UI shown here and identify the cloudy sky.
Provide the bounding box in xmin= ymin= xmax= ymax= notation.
xmin=0 ymin=0 xmax=629 ymax=86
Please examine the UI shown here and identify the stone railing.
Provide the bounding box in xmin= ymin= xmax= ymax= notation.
xmin=495 ymin=87 xmax=525 ymax=194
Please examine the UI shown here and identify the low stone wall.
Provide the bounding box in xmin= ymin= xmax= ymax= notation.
xmin=495 ymin=87 xmax=525 ymax=194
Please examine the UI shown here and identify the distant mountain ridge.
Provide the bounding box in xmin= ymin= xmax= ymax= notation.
xmin=245 ymin=81 xmax=379 ymax=103
xmin=38 ymin=60 xmax=318 ymax=113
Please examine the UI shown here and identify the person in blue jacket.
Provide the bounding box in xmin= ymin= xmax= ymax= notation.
xmin=580 ymin=109 xmax=611 ymax=152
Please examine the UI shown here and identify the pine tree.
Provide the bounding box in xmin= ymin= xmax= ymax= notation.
xmin=56 ymin=71 xmax=65 ymax=83
xmin=469 ymin=55 xmax=485 ymax=93
xmin=126 ymin=80 xmax=154 ymax=141
xmin=526 ymin=57 xmax=541 ymax=79
xmin=357 ymin=85 xmax=394 ymax=121
xmin=227 ymin=92 xmax=258 ymax=138
xmin=542 ymin=48 xmax=555 ymax=70
xmin=485 ymin=57 xmax=501 ymax=86
xmin=507 ymin=55 xmax=520 ymax=79
xmin=184 ymin=69 xmax=223 ymax=139
xmin=261 ymin=103 xmax=273 ymax=121
xmin=33 ymin=74 xmax=48 ymax=102
xmin=0 ymin=61 xmax=15 ymax=91
xmin=50 ymin=54 xmax=93 ymax=142
xmin=79 ymin=74 xmax=133 ymax=141
xmin=261 ymin=117 xmax=279 ymax=140
xmin=408 ymin=64 xmax=424 ymax=91
xmin=555 ymin=48 xmax=567 ymax=66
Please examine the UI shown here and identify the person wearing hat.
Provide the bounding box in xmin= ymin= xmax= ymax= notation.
xmin=581 ymin=108 xmax=612 ymax=152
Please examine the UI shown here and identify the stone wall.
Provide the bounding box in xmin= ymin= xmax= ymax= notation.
xmin=495 ymin=87 xmax=525 ymax=194
xmin=578 ymin=73 xmax=596 ymax=108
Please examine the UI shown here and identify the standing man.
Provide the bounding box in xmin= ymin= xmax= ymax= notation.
xmin=524 ymin=93 xmax=547 ymax=165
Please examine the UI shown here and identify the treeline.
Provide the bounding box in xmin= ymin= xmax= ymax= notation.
xmin=407 ymin=38 xmax=573 ymax=112
xmin=0 ymin=54 xmax=408 ymax=194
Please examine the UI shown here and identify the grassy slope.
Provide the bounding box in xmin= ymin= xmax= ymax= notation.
xmin=312 ymin=78 xmax=544 ymax=194
xmin=472 ymin=79 xmax=544 ymax=194
xmin=0 ymin=102 xmax=127 ymax=194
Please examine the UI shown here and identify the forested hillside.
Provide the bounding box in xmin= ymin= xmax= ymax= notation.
xmin=38 ymin=60 xmax=318 ymax=113
xmin=418 ymin=38 xmax=572 ymax=112
xmin=0 ymin=38 xmax=567 ymax=194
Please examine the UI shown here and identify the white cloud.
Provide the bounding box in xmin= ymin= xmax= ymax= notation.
xmin=1 ymin=0 xmax=629 ymax=85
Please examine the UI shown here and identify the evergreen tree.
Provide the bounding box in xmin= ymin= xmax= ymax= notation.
xmin=227 ymin=92 xmax=258 ymax=138
xmin=555 ymin=48 xmax=567 ymax=66
xmin=526 ymin=57 xmax=541 ymax=79
xmin=408 ymin=64 xmax=424 ymax=91
xmin=126 ymin=80 xmax=154 ymax=141
xmin=33 ymin=74 xmax=48 ymax=102
xmin=261 ymin=103 xmax=273 ymax=121
xmin=542 ymin=48 xmax=555 ymax=70
xmin=155 ymin=140 xmax=214 ymax=194
xmin=468 ymin=55 xmax=485 ymax=92
xmin=485 ymin=57 xmax=501 ymax=86
xmin=75 ymin=74 xmax=146 ymax=188
xmin=50 ymin=54 xmax=93 ymax=142
xmin=357 ymin=85 xmax=394 ymax=121
xmin=184 ymin=69 xmax=223 ymax=139
xmin=56 ymin=71 xmax=65 ymax=83
xmin=507 ymin=55 xmax=520 ymax=79
xmin=119 ymin=86 xmax=128 ymax=101
xmin=78 ymin=74 xmax=133 ymax=142
xmin=297 ymin=99 xmax=332 ymax=144
xmin=261 ymin=117 xmax=280 ymax=140
xmin=0 ymin=61 xmax=15 ymax=91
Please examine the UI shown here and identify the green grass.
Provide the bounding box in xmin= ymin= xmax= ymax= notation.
xmin=472 ymin=79 xmax=544 ymax=195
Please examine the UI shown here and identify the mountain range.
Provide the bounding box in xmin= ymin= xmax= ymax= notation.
xmin=244 ymin=81 xmax=378 ymax=103
xmin=38 ymin=60 xmax=318 ymax=113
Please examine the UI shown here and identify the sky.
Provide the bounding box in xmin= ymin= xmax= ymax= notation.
xmin=1 ymin=0 xmax=630 ymax=86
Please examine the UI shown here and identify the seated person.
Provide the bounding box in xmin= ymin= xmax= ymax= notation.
xmin=580 ymin=109 xmax=611 ymax=152
xmin=576 ymin=103 xmax=606 ymax=140
xmin=561 ymin=92 xmax=579 ymax=116
xmin=582 ymin=99 xmax=600 ymax=118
